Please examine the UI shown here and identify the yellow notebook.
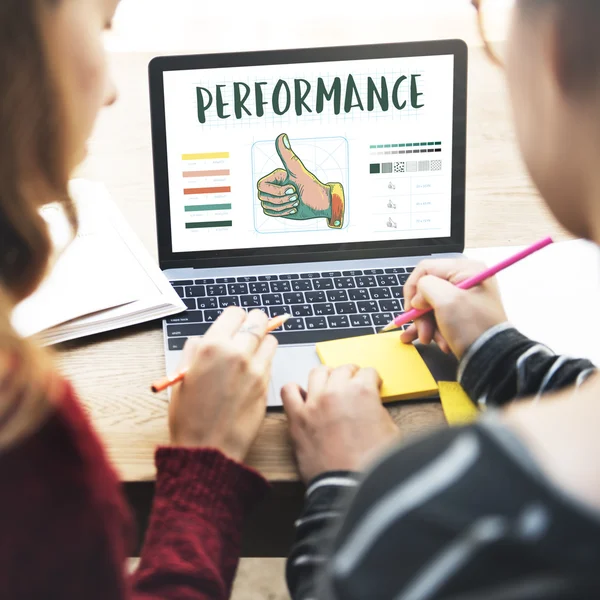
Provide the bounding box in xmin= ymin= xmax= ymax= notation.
xmin=316 ymin=333 xmax=438 ymax=403
xmin=438 ymin=381 xmax=479 ymax=426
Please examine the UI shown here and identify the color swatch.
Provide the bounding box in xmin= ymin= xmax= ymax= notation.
xmin=182 ymin=151 xmax=232 ymax=230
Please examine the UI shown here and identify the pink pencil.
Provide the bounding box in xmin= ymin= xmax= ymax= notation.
xmin=379 ymin=237 xmax=554 ymax=334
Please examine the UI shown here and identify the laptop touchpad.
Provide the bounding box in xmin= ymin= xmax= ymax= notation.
xmin=268 ymin=345 xmax=321 ymax=407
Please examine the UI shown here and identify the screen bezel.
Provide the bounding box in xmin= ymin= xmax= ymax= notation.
xmin=149 ymin=40 xmax=468 ymax=270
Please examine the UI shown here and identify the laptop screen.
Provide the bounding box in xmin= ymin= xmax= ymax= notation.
xmin=161 ymin=52 xmax=456 ymax=256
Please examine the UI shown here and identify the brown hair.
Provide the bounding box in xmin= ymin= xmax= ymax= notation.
xmin=0 ymin=0 xmax=76 ymax=447
xmin=521 ymin=0 xmax=600 ymax=94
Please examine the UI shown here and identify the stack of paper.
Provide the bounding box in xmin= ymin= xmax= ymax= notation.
xmin=467 ymin=240 xmax=600 ymax=366
xmin=11 ymin=180 xmax=186 ymax=345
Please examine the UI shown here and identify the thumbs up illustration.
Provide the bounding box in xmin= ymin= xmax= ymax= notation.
xmin=257 ymin=133 xmax=345 ymax=229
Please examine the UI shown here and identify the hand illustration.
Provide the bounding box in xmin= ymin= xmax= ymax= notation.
xmin=257 ymin=133 xmax=345 ymax=229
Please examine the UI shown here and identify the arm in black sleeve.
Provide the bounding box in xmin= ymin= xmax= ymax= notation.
xmin=287 ymin=472 xmax=360 ymax=600
xmin=458 ymin=323 xmax=596 ymax=408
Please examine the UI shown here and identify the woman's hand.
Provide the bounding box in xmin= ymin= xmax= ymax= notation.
xmin=282 ymin=365 xmax=399 ymax=483
xmin=169 ymin=307 xmax=278 ymax=462
xmin=400 ymin=259 xmax=508 ymax=359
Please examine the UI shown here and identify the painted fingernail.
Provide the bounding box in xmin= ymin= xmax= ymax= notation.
xmin=285 ymin=188 xmax=295 ymax=195
xmin=291 ymin=209 xmax=297 ymax=214
xmin=293 ymin=202 xmax=299 ymax=207
xmin=283 ymin=135 xmax=291 ymax=149
xmin=289 ymin=195 xmax=298 ymax=202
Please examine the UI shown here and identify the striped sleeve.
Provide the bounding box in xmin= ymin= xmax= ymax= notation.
xmin=458 ymin=323 xmax=596 ymax=408
xmin=286 ymin=472 xmax=360 ymax=599
xmin=288 ymin=424 xmax=600 ymax=600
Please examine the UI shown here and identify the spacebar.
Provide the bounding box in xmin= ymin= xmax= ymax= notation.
xmin=272 ymin=327 xmax=374 ymax=345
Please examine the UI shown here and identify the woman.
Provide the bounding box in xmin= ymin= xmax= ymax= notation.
xmin=0 ymin=0 xmax=282 ymax=598
xmin=283 ymin=1 xmax=600 ymax=598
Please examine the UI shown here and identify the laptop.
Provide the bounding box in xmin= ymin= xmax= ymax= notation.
xmin=148 ymin=40 xmax=468 ymax=406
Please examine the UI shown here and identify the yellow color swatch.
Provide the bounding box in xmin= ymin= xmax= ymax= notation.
xmin=316 ymin=333 xmax=438 ymax=403
xmin=438 ymin=381 xmax=479 ymax=426
xmin=182 ymin=152 xmax=230 ymax=161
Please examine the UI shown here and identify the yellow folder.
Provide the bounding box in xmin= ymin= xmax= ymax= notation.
xmin=316 ymin=333 xmax=438 ymax=403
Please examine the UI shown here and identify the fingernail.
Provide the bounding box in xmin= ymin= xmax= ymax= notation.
xmin=289 ymin=195 xmax=298 ymax=202
xmin=291 ymin=209 xmax=297 ymax=214
xmin=293 ymin=201 xmax=299 ymax=207
xmin=285 ymin=188 xmax=295 ymax=195
xmin=283 ymin=135 xmax=291 ymax=149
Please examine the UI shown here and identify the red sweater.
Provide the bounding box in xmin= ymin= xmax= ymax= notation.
xmin=0 ymin=379 xmax=269 ymax=599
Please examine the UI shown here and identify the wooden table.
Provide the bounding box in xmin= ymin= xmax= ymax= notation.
xmin=55 ymin=46 xmax=568 ymax=555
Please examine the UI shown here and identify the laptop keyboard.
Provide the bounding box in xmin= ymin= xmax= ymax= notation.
xmin=165 ymin=267 xmax=415 ymax=350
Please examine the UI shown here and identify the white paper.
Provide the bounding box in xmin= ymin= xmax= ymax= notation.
xmin=466 ymin=239 xmax=600 ymax=366
xmin=11 ymin=180 xmax=186 ymax=343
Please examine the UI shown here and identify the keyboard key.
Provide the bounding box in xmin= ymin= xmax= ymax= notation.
xmin=167 ymin=311 xmax=205 ymax=324
xmin=377 ymin=275 xmax=398 ymax=286
xmin=391 ymin=287 xmax=404 ymax=299
xmin=250 ymin=282 xmax=269 ymax=294
xmin=406 ymin=267 xmax=415 ymax=273
xmin=183 ymin=298 xmax=196 ymax=310
xmin=370 ymin=287 xmax=391 ymax=300
xmin=197 ymin=297 xmax=218 ymax=309
xmin=384 ymin=268 xmax=406 ymax=274
xmin=372 ymin=313 xmax=394 ymax=326
xmin=172 ymin=280 xmax=193 ymax=286
xmin=380 ymin=299 xmax=402 ymax=312
xmin=314 ymin=303 xmax=335 ymax=316
xmin=284 ymin=292 xmax=304 ymax=305
xmin=206 ymin=284 xmax=226 ymax=296
xmin=321 ymin=271 xmax=342 ymax=277
xmin=364 ymin=268 xmax=384 ymax=275
xmin=305 ymin=290 xmax=326 ymax=303
xmin=173 ymin=286 xmax=183 ymax=299
xmin=313 ymin=279 xmax=334 ymax=290
xmin=342 ymin=270 xmax=363 ymax=276
xmin=236 ymin=276 xmax=257 ymax=282
xmin=228 ymin=283 xmax=248 ymax=295
xmin=240 ymin=295 xmax=262 ymax=307
xmin=279 ymin=273 xmax=299 ymax=280
xmin=327 ymin=290 xmax=348 ymax=302
xmin=306 ymin=316 xmax=327 ymax=329
xmin=258 ymin=275 xmax=278 ymax=281
xmin=271 ymin=328 xmax=372 ymax=345
xmin=284 ymin=318 xmax=306 ymax=331
xmin=292 ymin=280 xmax=312 ymax=291
xmin=185 ymin=285 xmax=206 ymax=298
xmin=350 ymin=314 xmax=372 ymax=327
xmin=270 ymin=281 xmax=291 ymax=293
xmin=335 ymin=302 xmax=358 ymax=315
xmin=327 ymin=315 xmax=350 ymax=328
xmin=291 ymin=304 xmax=313 ymax=317
xmin=269 ymin=305 xmax=290 ymax=318
xmin=349 ymin=289 xmax=369 ymax=301
xmin=216 ymin=277 xmax=236 ymax=283
xmin=399 ymin=274 xmax=411 ymax=284
xmin=263 ymin=294 xmax=283 ymax=306
xmin=204 ymin=309 xmax=223 ymax=322
xmin=358 ymin=301 xmax=379 ymax=313
xmin=219 ymin=296 xmax=240 ymax=308
xmin=256 ymin=306 xmax=269 ymax=315
xmin=356 ymin=276 xmax=377 ymax=288
xmin=300 ymin=273 xmax=321 ymax=279
xmin=334 ymin=277 xmax=355 ymax=289
xmin=167 ymin=323 xmax=211 ymax=337
xmin=195 ymin=278 xmax=214 ymax=285
xmin=168 ymin=338 xmax=188 ymax=351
